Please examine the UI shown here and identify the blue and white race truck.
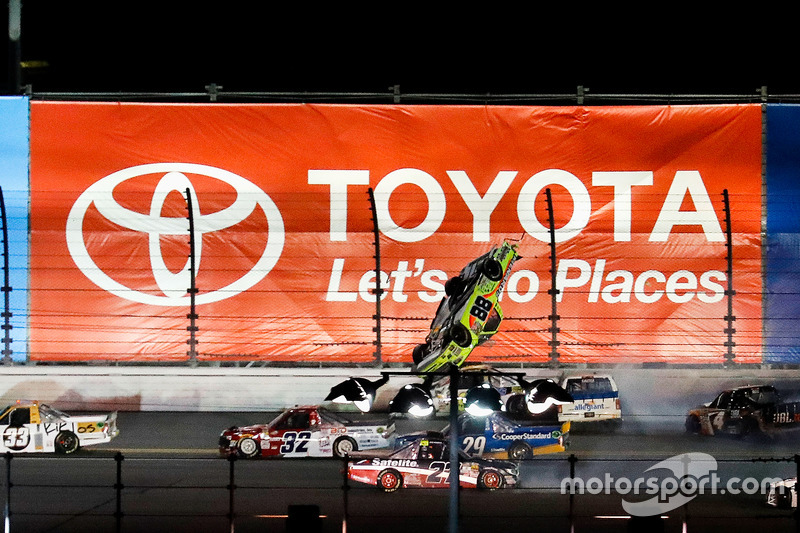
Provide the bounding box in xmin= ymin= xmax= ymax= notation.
xmin=557 ymin=374 xmax=622 ymax=426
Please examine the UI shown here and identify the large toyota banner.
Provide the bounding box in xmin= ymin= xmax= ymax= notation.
xmin=28 ymin=102 xmax=763 ymax=364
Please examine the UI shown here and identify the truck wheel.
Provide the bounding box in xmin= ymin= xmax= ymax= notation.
xmin=477 ymin=469 xmax=504 ymax=490
xmin=508 ymin=441 xmax=532 ymax=460
xmin=445 ymin=276 xmax=465 ymax=296
xmin=481 ymin=259 xmax=504 ymax=282
xmin=736 ymin=418 xmax=759 ymax=439
xmin=333 ymin=436 xmax=357 ymax=458
xmin=684 ymin=415 xmax=702 ymax=435
xmin=378 ymin=468 xmax=403 ymax=492
xmin=237 ymin=437 xmax=260 ymax=458
xmin=506 ymin=394 xmax=527 ymax=417
xmin=776 ymin=487 xmax=794 ymax=509
xmin=55 ymin=431 xmax=80 ymax=454
xmin=412 ymin=344 xmax=428 ymax=365
xmin=449 ymin=324 xmax=472 ymax=348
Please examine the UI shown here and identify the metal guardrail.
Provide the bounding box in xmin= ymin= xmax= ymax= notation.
xmin=3 ymin=451 xmax=800 ymax=533
xmin=18 ymin=85 xmax=800 ymax=105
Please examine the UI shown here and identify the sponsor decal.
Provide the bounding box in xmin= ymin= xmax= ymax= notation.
xmin=492 ymin=430 xmax=560 ymax=440
xmin=372 ymin=458 xmax=419 ymax=467
xmin=572 ymin=403 xmax=607 ymax=411
xmin=66 ymin=163 xmax=284 ymax=305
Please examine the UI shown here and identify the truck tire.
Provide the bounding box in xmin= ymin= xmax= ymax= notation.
xmin=508 ymin=441 xmax=532 ymax=460
xmin=449 ymin=324 xmax=472 ymax=348
xmin=333 ymin=436 xmax=357 ymax=458
xmin=481 ymin=259 xmax=503 ymax=281
xmin=477 ymin=468 xmax=504 ymax=490
xmin=506 ymin=394 xmax=527 ymax=417
xmin=378 ymin=468 xmax=403 ymax=492
xmin=412 ymin=344 xmax=428 ymax=365
xmin=237 ymin=437 xmax=260 ymax=458
xmin=445 ymin=276 xmax=465 ymax=296
xmin=55 ymin=431 xmax=80 ymax=454
xmin=684 ymin=415 xmax=702 ymax=434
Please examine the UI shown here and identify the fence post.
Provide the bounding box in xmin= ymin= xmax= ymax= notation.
xmin=568 ymin=453 xmax=577 ymax=530
xmin=794 ymin=454 xmax=800 ymax=530
xmin=227 ymin=453 xmax=237 ymax=532
xmin=4 ymin=452 xmax=11 ymax=530
xmin=342 ymin=456 xmax=350 ymax=533
xmin=114 ymin=452 xmax=124 ymax=533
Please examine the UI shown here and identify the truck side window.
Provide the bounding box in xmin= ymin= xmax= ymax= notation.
xmin=566 ymin=380 xmax=582 ymax=394
xmin=716 ymin=392 xmax=732 ymax=409
xmin=9 ymin=408 xmax=30 ymax=426
xmin=730 ymin=391 xmax=749 ymax=409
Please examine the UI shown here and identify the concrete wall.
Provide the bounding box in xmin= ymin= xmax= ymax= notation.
xmin=2 ymin=366 xmax=800 ymax=429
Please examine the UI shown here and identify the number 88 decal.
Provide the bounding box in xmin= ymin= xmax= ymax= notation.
xmin=470 ymin=296 xmax=493 ymax=321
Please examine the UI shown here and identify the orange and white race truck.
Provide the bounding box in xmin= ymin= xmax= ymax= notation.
xmin=0 ymin=400 xmax=118 ymax=454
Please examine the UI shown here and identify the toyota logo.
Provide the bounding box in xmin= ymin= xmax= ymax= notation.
xmin=66 ymin=163 xmax=284 ymax=306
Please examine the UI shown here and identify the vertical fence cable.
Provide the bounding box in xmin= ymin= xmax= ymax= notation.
xmin=545 ymin=188 xmax=560 ymax=367
xmin=367 ymin=188 xmax=382 ymax=365
xmin=722 ymin=189 xmax=736 ymax=365
xmin=185 ymin=188 xmax=199 ymax=364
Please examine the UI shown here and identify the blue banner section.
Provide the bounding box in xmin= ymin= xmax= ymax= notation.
xmin=0 ymin=96 xmax=29 ymax=362
xmin=765 ymin=104 xmax=800 ymax=363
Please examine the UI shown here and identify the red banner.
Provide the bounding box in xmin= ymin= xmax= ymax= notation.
xmin=29 ymin=103 xmax=763 ymax=364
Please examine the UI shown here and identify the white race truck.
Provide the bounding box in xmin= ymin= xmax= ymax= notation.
xmin=557 ymin=374 xmax=622 ymax=426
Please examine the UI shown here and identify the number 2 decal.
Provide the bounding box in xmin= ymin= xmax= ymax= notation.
xmin=426 ymin=461 xmax=451 ymax=484
xmin=280 ymin=431 xmax=312 ymax=454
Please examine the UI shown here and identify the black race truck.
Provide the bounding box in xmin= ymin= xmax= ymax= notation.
xmin=685 ymin=385 xmax=800 ymax=437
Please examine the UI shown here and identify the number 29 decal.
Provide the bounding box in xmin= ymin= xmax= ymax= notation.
xmin=462 ymin=435 xmax=486 ymax=456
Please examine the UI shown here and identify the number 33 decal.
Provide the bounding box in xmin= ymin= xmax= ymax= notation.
xmin=3 ymin=427 xmax=30 ymax=450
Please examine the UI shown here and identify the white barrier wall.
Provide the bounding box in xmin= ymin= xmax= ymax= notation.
xmin=0 ymin=366 xmax=424 ymax=412
xmin=2 ymin=366 xmax=800 ymax=426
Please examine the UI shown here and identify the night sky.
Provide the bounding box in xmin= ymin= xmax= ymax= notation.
xmin=2 ymin=3 xmax=798 ymax=98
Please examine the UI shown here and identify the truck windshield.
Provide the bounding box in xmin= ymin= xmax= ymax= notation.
xmin=744 ymin=388 xmax=778 ymax=405
xmin=38 ymin=404 xmax=68 ymax=421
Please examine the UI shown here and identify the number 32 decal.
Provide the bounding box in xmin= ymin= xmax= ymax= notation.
xmin=280 ymin=431 xmax=311 ymax=454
